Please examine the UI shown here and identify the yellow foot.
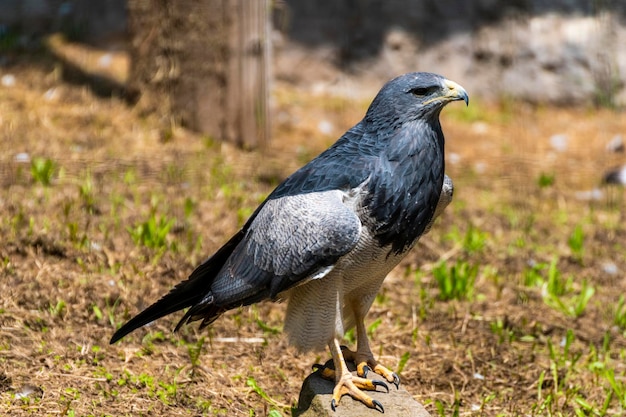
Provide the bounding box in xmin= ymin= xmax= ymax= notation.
xmin=314 ymin=363 xmax=388 ymax=412
xmin=341 ymin=345 xmax=401 ymax=389
xmin=330 ymin=373 xmax=385 ymax=413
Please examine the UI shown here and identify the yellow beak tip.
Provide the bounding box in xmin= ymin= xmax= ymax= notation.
xmin=444 ymin=79 xmax=469 ymax=106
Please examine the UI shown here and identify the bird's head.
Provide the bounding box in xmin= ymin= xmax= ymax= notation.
xmin=365 ymin=72 xmax=469 ymax=126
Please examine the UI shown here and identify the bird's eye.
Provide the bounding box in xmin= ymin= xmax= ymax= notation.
xmin=410 ymin=87 xmax=435 ymax=97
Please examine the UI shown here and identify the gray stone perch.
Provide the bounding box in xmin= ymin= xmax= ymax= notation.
xmin=294 ymin=362 xmax=431 ymax=417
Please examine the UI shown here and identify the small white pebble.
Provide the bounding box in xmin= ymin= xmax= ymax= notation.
xmin=549 ymin=134 xmax=568 ymax=152
xmin=98 ymin=53 xmax=113 ymax=68
xmin=602 ymin=262 xmax=619 ymax=275
xmin=448 ymin=152 xmax=461 ymax=165
xmin=606 ymin=134 xmax=624 ymax=153
xmin=90 ymin=241 xmax=102 ymax=252
xmin=1 ymin=74 xmax=15 ymax=87
xmin=14 ymin=152 xmax=30 ymax=162
xmin=471 ymin=121 xmax=489 ymax=134
xmin=15 ymin=385 xmax=39 ymax=399
xmin=473 ymin=372 xmax=485 ymax=380
xmin=317 ymin=120 xmax=333 ymax=135
xmin=474 ymin=162 xmax=487 ymax=173
xmin=44 ymin=88 xmax=58 ymax=101
xmin=574 ymin=188 xmax=604 ymax=201
xmin=311 ymin=82 xmax=327 ymax=96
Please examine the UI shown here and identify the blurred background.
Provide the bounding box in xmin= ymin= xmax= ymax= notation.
xmin=1 ymin=0 xmax=625 ymax=143
xmin=0 ymin=0 xmax=626 ymax=105
xmin=1 ymin=1 xmax=626 ymax=416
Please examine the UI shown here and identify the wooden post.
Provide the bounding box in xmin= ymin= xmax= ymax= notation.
xmin=127 ymin=0 xmax=270 ymax=148
xmin=227 ymin=0 xmax=271 ymax=148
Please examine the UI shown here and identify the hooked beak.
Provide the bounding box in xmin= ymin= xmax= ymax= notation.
xmin=443 ymin=79 xmax=469 ymax=106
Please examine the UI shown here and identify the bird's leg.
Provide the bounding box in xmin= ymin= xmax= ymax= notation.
xmin=341 ymin=317 xmax=401 ymax=388
xmin=327 ymin=338 xmax=387 ymax=412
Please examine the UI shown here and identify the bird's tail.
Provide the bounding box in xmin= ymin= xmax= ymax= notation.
xmin=109 ymin=230 xmax=244 ymax=344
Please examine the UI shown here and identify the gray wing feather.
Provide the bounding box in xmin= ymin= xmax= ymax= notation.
xmin=210 ymin=189 xmax=362 ymax=304
xmin=247 ymin=190 xmax=362 ymax=278
xmin=424 ymin=174 xmax=453 ymax=234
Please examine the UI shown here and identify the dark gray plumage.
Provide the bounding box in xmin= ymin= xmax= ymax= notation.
xmin=110 ymin=72 xmax=468 ymax=412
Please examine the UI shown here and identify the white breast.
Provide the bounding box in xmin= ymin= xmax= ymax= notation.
xmin=281 ymin=224 xmax=404 ymax=352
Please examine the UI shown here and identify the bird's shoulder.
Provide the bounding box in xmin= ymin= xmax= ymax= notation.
xmin=209 ymin=125 xmax=384 ymax=301
xmin=269 ymin=124 xmax=382 ymax=199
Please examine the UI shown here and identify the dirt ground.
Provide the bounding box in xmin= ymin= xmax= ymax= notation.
xmin=1 ymin=45 xmax=626 ymax=417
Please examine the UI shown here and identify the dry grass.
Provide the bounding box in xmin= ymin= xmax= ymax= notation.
xmin=1 ymin=50 xmax=626 ymax=417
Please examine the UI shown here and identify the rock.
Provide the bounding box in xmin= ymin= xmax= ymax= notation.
xmin=275 ymin=2 xmax=626 ymax=106
xmin=294 ymin=364 xmax=431 ymax=417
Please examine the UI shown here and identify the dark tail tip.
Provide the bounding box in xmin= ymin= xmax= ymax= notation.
xmin=109 ymin=322 xmax=141 ymax=344
xmin=109 ymin=230 xmax=245 ymax=345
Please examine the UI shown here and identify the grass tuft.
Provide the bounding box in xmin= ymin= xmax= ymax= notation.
xmin=128 ymin=213 xmax=174 ymax=250
xmin=30 ymin=157 xmax=57 ymax=186
xmin=433 ymin=260 xmax=478 ymax=301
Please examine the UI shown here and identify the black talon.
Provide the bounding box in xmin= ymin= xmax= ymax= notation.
xmin=391 ymin=373 xmax=400 ymax=389
xmin=372 ymin=399 xmax=385 ymax=413
xmin=311 ymin=363 xmax=326 ymax=371
xmin=373 ymin=379 xmax=389 ymax=393
xmin=331 ymin=399 xmax=337 ymax=412
xmin=362 ymin=365 xmax=371 ymax=377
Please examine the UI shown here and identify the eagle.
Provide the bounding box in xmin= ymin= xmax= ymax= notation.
xmin=110 ymin=72 xmax=468 ymax=412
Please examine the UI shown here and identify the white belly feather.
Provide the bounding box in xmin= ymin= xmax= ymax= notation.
xmin=282 ymin=226 xmax=403 ymax=352
xmin=280 ymin=175 xmax=452 ymax=352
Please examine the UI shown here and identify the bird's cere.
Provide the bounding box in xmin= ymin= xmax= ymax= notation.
xmin=444 ymin=79 xmax=469 ymax=105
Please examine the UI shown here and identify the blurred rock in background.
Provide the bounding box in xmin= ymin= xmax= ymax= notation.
xmin=1 ymin=0 xmax=624 ymax=106
xmin=273 ymin=0 xmax=626 ymax=107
